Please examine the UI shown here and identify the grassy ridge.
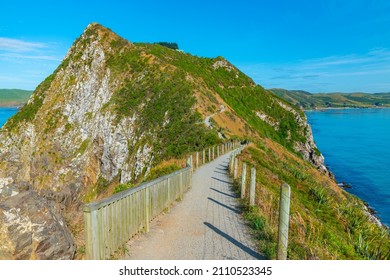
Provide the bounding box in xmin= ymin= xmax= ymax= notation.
xmin=0 ymin=89 xmax=32 ymax=107
xmin=137 ymin=43 xmax=308 ymax=153
xmin=237 ymin=143 xmax=390 ymax=260
xmin=270 ymin=88 xmax=390 ymax=109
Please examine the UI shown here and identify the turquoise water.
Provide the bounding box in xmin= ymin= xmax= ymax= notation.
xmin=0 ymin=107 xmax=18 ymax=127
xmin=306 ymin=108 xmax=390 ymax=227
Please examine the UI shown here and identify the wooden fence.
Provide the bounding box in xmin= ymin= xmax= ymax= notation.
xmin=84 ymin=140 xmax=240 ymax=259
xmin=228 ymin=148 xmax=291 ymax=260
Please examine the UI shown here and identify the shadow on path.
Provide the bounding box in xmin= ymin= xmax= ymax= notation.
xmin=211 ymin=176 xmax=232 ymax=185
xmin=210 ymin=187 xmax=237 ymax=198
xmin=207 ymin=197 xmax=240 ymax=214
xmin=215 ymin=166 xmax=228 ymax=172
xmin=204 ymin=222 xmax=265 ymax=260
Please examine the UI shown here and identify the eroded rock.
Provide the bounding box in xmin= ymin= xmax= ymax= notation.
xmin=0 ymin=187 xmax=75 ymax=260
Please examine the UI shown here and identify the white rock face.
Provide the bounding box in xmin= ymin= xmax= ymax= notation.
xmin=0 ymin=178 xmax=13 ymax=188
xmin=255 ymin=111 xmax=279 ymax=130
xmin=0 ymin=23 xmax=154 ymax=259
xmin=276 ymin=101 xmax=331 ymax=176
xmin=212 ymin=59 xmax=234 ymax=72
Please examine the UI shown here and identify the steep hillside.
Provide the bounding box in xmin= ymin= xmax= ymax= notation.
xmin=0 ymin=89 xmax=32 ymax=107
xmin=237 ymin=143 xmax=389 ymax=259
xmin=1 ymin=23 xmax=387 ymax=259
xmin=270 ymin=88 xmax=390 ymax=109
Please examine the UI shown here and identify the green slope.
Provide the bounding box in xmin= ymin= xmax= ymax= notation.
xmin=3 ymin=23 xmax=388 ymax=260
xmin=237 ymin=144 xmax=389 ymax=259
xmin=0 ymin=89 xmax=33 ymax=107
xmin=134 ymin=43 xmax=308 ymax=152
xmin=270 ymin=88 xmax=390 ymax=109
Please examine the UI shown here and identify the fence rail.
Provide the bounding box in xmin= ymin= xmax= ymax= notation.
xmin=84 ymin=140 xmax=240 ymax=259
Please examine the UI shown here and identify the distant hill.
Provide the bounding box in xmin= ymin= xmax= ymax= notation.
xmin=0 ymin=89 xmax=33 ymax=107
xmin=270 ymin=88 xmax=390 ymax=109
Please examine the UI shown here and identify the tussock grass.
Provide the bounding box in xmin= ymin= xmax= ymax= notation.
xmin=236 ymin=144 xmax=390 ymax=260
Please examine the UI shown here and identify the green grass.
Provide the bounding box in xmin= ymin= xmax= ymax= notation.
xmin=145 ymin=163 xmax=181 ymax=181
xmin=237 ymin=144 xmax=390 ymax=259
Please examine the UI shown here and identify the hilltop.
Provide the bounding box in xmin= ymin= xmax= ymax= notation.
xmin=0 ymin=89 xmax=33 ymax=107
xmin=270 ymin=88 xmax=390 ymax=109
xmin=0 ymin=23 xmax=388 ymax=260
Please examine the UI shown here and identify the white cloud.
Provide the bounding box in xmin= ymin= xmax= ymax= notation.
xmin=0 ymin=37 xmax=66 ymax=89
xmin=0 ymin=53 xmax=61 ymax=62
xmin=238 ymin=48 xmax=390 ymax=93
xmin=0 ymin=37 xmax=46 ymax=52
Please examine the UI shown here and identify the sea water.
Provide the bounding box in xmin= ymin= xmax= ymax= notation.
xmin=0 ymin=107 xmax=18 ymax=127
xmin=306 ymin=108 xmax=390 ymax=226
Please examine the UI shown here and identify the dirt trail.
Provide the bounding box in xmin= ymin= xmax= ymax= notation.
xmin=125 ymin=150 xmax=264 ymax=260
xmin=204 ymin=105 xmax=226 ymax=139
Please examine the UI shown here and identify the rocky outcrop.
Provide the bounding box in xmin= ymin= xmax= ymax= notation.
xmin=255 ymin=111 xmax=279 ymax=129
xmin=0 ymin=182 xmax=75 ymax=259
xmin=0 ymin=23 xmax=219 ymax=259
xmin=276 ymin=101 xmax=332 ymax=177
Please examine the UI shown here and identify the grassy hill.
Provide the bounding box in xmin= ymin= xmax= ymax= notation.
xmin=1 ymin=23 xmax=388 ymax=260
xmin=270 ymin=88 xmax=390 ymax=109
xmin=237 ymin=143 xmax=389 ymax=259
xmin=0 ymin=89 xmax=32 ymax=107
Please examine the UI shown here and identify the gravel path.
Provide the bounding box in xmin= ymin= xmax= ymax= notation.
xmin=125 ymin=150 xmax=264 ymax=260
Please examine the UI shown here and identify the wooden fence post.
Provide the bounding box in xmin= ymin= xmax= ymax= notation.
xmin=241 ymin=163 xmax=247 ymax=199
xmin=277 ymin=183 xmax=291 ymax=260
xmin=190 ymin=155 xmax=193 ymax=174
xmin=144 ymin=188 xmax=150 ymax=232
xmin=249 ymin=167 xmax=256 ymax=206
xmin=196 ymin=152 xmax=199 ymax=169
xmin=229 ymin=154 xmax=234 ymax=174
xmin=208 ymin=148 xmax=211 ymax=162
xmin=84 ymin=207 xmax=99 ymax=259
xmin=167 ymin=177 xmax=171 ymax=211
xmin=234 ymin=157 xmax=238 ymax=179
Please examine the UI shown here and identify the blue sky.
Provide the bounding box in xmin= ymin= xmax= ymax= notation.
xmin=1 ymin=0 xmax=390 ymax=92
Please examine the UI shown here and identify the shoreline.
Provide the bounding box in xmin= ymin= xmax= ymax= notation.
xmin=306 ymin=108 xmax=389 ymax=229
xmin=0 ymin=106 xmax=20 ymax=109
xmin=0 ymin=104 xmax=24 ymax=110
xmin=338 ymin=180 xmax=388 ymax=229
xmin=304 ymin=106 xmax=390 ymax=112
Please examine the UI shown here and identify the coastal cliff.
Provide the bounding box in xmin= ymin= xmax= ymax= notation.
xmin=0 ymin=23 xmax=387 ymax=259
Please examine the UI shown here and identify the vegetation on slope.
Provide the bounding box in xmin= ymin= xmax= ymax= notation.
xmin=133 ymin=43 xmax=308 ymax=153
xmin=84 ymin=25 xmax=389 ymax=260
xmin=0 ymin=89 xmax=32 ymax=107
xmin=270 ymin=88 xmax=390 ymax=109
xmin=235 ymin=143 xmax=389 ymax=259
xmin=4 ymin=23 xmax=388 ymax=260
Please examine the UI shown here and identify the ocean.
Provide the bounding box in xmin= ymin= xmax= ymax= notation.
xmin=0 ymin=107 xmax=18 ymax=127
xmin=306 ymin=108 xmax=390 ymax=227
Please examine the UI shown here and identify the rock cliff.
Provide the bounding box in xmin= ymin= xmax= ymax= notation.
xmin=0 ymin=23 xmax=330 ymax=259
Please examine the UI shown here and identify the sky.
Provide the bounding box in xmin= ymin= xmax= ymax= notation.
xmin=1 ymin=0 xmax=390 ymax=93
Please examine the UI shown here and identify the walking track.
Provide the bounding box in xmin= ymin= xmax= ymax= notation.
xmin=125 ymin=150 xmax=264 ymax=260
